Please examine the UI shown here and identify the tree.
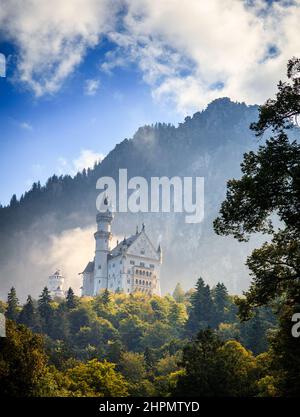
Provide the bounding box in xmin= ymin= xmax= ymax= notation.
xmin=9 ymin=194 xmax=18 ymax=209
xmin=168 ymin=301 xmax=187 ymax=328
xmin=66 ymin=359 xmax=128 ymax=397
xmin=172 ymin=283 xmax=185 ymax=303
xmin=18 ymin=295 xmax=40 ymax=331
xmin=119 ymin=351 xmax=155 ymax=396
xmin=239 ymin=309 xmax=269 ymax=355
xmin=0 ymin=320 xmax=53 ymax=396
xmin=174 ymin=329 xmax=259 ymax=397
xmin=173 ymin=329 xmax=223 ymax=396
xmin=66 ymin=287 xmax=77 ymax=310
xmin=212 ymin=282 xmax=228 ymax=325
xmin=5 ymin=287 xmax=19 ymax=321
xmin=214 ymin=57 xmax=300 ymax=395
xmin=101 ymin=288 xmax=111 ymax=306
xmin=185 ymin=278 xmax=215 ymax=334
xmin=38 ymin=287 xmax=53 ymax=334
xmin=119 ymin=316 xmax=146 ymax=351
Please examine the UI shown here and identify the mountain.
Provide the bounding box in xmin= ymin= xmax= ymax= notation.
xmin=0 ymin=98 xmax=263 ymax=299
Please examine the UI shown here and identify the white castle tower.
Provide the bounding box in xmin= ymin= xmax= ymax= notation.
xmin=81 ymin=197 xmax=162 ymax=297
xmin=48 ymin=269 xmax=65 ymax=298
xmin=93 ymin=196 xmax=114 ymax=295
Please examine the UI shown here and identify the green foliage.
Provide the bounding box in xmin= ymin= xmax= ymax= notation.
xmin=172 ymin=283 xmax=185 ymax=303
xmin=174 ymin=329 xmax=260 ymax=397
xmin=250 ymin=57 xmax=300 ymax=136
xmin=38 ymin=287 xmax=54 ymax=334
xmin=1 ymin=280 xmax=278 ymax=397
xmin=119 ymin=352 xmax=155 ymax=396
xmin=185 ymin=277 xmax=216 ymax=334
xmin=66 ymin=359 xmax=128 ymax=397
xmin=214 ymin=57 xmax=300 ymax=396
xmin=5 ymin=287 xmax=19 ymax=321
xmin=212 ymin=282 xmax=228 ymax=325
xmin=0 ymin=320 xmax=52 ymax=396
xmin=18 ymin=295 xmax=41 ymax=332
xmin=66 ymin=287 xmax=78 ymax=310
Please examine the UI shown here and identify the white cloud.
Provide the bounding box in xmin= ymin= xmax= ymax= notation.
xmin=2 ymin=1 xmax=300 ymax=112
xmin=84 ymin=78 xmax=100 ymax=96
xmin=103 ymin=0 xmax=300 ymax=113
xmin=58 ymin=149 xmax=104 ymax=175
xmin=20 ymin=121 xmax=33 ymax=130
xmin=0 ymin=0 xmax=120 ymax=95
xmin=73 ymin=149 xmax=104 ymax=171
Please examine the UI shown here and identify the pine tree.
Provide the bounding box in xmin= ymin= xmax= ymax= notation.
xmin=18 ymin=295 xmax=40 ymax=331
xmin=172 ymin=283 xmax=185 ymax=303
xmin=38 ymin=287 xmax=53 ymax=334
xmin=186 ymin=277 xmax=215 ymax=334
xmin=101 ymin=288 xmax=111 ymax=306
xmin=6 ymin=287 xmax=19 ymax=321
xmin=213 ymin=282 xmax=228 ymax=325
xmin=66 ymin=287 xmax=77 ymax=310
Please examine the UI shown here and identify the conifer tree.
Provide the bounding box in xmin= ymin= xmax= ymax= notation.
xmin=172 ymin=283 xmax=185 ymax=303
xmin=38 ymin=287 xmax=53 ymax=334
xmin=66 ymin=287 xmax=77 ymax=310
xmin=5 ymin=287 xmax=19 ymax=321
xmin=213 ymin=282 xmax=228 ymax=325
xmin=101 ymin=288 xmax=111 ymax=306
xmin=18 ymin=295 xmax=40 ymax=331
xmin=186 ymin=277 xmax=216 ymax=334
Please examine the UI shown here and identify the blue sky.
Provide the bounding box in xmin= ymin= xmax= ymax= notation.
xmin=0 ymin=0 xmax=299 ymax=205
xmin=0 ymin=41 xmax=181 ymax=205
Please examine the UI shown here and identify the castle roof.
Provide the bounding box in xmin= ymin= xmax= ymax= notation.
xmin=81 ymin=260 xmax=95 ymax=274
xmin=109 ymin=232 xmax=141 ymax=258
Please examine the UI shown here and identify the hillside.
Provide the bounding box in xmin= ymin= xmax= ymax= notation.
xmin=0 ymin=98 xmax=261 ymax=299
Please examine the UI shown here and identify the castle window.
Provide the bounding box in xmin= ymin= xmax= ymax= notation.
xmin=136 ymin=279 xmax=138 ymax=284
xmin=140 ymin=249 xmax=145 ymax=255
xmin=150 ymin=264 xmax=154 ymax=269
xmin=142 ymin=280 xmax=145 ymax=285
xmin=146 ymin=271 xmax=149 ymax=276
xmin=139 ymin=280 xmax=141 ymax=285
xmin=130 ymin=260 xmax=135 ymax=265
xmin=98 ymin=265 xmax=101 ymax=269
xmin=127 ymin=279 xmax=130 ymax=284
xmin=140 ymin=262 xmax=145 ymax=267
xmin=143 ymin=270 xmax=145 ymax=275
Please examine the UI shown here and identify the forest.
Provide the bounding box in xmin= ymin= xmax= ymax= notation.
xmin=1 ymin=57 xmax=300 ymax=397
xmin=0 ymin=280 xmax=277 ymax=397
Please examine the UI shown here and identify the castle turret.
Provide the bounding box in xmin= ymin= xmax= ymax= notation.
xmin=48 ymin=269 xmax=65 ymax=298
xmin=93 ymin=196 xmax=114 ymax=295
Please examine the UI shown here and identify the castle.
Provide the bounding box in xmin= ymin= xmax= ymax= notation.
xmin=48 ymin=269 xmax=65 ymax=298
xmin=80 ymin=197 xmax=162 ymax=296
